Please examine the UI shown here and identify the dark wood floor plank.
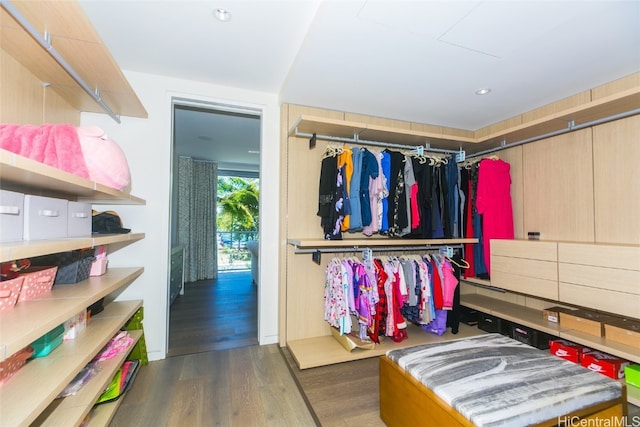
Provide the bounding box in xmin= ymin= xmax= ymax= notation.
xmin=168 ymin=270 xmax=258 ymax=357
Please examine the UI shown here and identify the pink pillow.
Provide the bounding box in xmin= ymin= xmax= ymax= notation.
xmin=77 ymin=126 xmax=131 ymax=191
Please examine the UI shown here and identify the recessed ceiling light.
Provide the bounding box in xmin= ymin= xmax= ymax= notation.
xmin=475 ymin=88 xmax=491 ymax=95
xmin=214 ymin=8 xmax=232 ymax=22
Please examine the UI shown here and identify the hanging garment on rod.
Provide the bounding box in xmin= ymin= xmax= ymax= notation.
xmin=476 ymin=157 xmax=514 ymax=275
xmin=324 ymin=251 xmax=467 ymax=346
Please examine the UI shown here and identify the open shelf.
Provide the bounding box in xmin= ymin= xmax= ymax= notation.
xmin=288 ymin=323 xmax=484 ymax=369
xmin=34 ymin=330 xmax=143 ymax=427
xmin=288 ymin=82 xmax=640 ymax=155
xmin=461 ymin=293 xmax=640 ymax=364
xmin=0 ymin=267 xmax=143 ymax=360
xmin=0 ymin=149 xmax=146 ymax=204
xmin=1 ymin=233 xmax=144 ymax=263
xmin=0 ymin=300 xmax=142 ymax=426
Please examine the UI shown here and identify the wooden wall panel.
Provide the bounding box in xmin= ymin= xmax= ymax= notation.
xmin=345 ymin=112 xmax=411 ymax=129
xmin=43 ymin=86 xmax=80 ymax=124
xmin=1 ymin=49 xmax=44 ymax=124
xmin=522 ymin=128 xmax=595 ymax=242
xmin=592 ymin=115 xmax=640 ymax=245
xmin=591 ymin=72 xmax=640 ymax=100
xmin=1 ymin=48 xmax=79 ymax=125
xmin=522 ymin=91 xmax=591 ymax=123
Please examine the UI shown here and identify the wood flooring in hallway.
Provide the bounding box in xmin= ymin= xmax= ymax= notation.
xmin=168 ymin=270 xmax=258 ymax=357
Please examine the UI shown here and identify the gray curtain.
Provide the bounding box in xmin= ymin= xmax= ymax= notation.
xmin=177 ymin=157 xmax=218 ymax=282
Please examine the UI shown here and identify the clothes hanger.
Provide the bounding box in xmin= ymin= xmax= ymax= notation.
xmin=446 ymin=256 xmax=470 ymax=269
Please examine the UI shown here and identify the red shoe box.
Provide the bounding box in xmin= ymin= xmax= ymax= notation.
xmin=581 ymin=351 xmax=630 ymax=380
xmin=549 ymin=339 xmax=592 ymax=363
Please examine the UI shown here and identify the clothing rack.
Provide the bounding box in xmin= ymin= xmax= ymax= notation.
xmin=295 ymin=128 xmax=463 ymax=156
xmin=292 ymin=243 xmax=463 ymax=264
xmin=466 ymin=108 xmax=640 ymax=159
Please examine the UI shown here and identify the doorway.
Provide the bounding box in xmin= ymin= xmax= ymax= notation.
xmin=168 ymin=99 xmax=261 ymax=357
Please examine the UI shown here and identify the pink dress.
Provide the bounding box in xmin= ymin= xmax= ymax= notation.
xmin=476 ymin=158 xmax=514 ymax=275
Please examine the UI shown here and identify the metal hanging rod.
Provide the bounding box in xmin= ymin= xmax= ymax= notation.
xmin=295 ymin=128 xmax=462 ymax=155
xmin=467 ymin=108 xmax=640 ymax=159
xmin=294 ymin=243 xmax=463 ymax=264
xmin=1 ymin=0 xmax=121 ymax=124
xmin=293 ymin=243 xmax=462 ymax=255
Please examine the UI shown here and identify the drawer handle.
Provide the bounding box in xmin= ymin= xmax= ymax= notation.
xmin=72 ymin=212 xmax=89 ymax=218
xmin=0 ymin=290 xmax=12 ymax=298
xmin=0 ymin=205 xmax=20 ymax=215
xmin=38 ymin=209 xmax=59 ymax=217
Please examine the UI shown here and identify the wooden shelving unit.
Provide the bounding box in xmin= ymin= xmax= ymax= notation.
xmin=0 ymin=268 xmax=143 ymax=360
xmin=288 ymin=75 xmax=640 ymax=155
xmin=461 ymin=293 xmax=640 ymax=406
xmin=0 ymin=301 xmax=142 ymax=426
xmin=0 ymin=1 xmax=147 ymax=119
xmin=1 ymin=1 xmax=148 ymax=424
xmin=0 ymin=145 xmax=146 ymax=427
xmin=34 ymin=330 xmax=143 ymax=427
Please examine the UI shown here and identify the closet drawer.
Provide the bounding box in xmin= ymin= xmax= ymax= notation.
xmin=559 ymin=282 xmax=640 ymax=319
xmin=491 ymin=239 xmax=558 ymax=261
xmin=490 ymin=240 xmax=559 ymax=300
xmin=558 ymin=243 xmax=640 ymax=271
xmin=558 ymin=242 xmax=640 ymax=318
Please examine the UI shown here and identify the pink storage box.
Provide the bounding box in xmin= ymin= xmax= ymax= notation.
xmin=90 ymin=258 xmax=108 ymax=276
xmin=0 ymin=346 xmax=33 ymax=384
xmin=0 ymin=276 xmax=24 ymax=310
xmin=18 ymin=266 xmax=57 ymax=302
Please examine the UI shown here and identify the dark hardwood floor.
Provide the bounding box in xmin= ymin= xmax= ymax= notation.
xmin=168 ymin=270 xmax=258 ymax=357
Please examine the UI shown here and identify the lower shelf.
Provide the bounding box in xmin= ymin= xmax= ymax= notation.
xmin=287 ymin=323 xmax=484 ymax=369
xmin=461 ymin=293 xmax=640 ymax=407
xmin=34 ymin=330 xmax=143 ymax=427
xmin=0 ymin=300 xmax=142 ymax=426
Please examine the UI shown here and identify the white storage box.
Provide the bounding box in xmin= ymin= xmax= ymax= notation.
xmin=0 ymin=189 xmax=24 ymax=243
xmin=67 ymin=201 xmax=92 ymax=237
xmin=23 ymin=195 xmax=68 ymax=240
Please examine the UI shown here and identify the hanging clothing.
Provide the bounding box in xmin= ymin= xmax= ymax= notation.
xmin=359 ymin=148 xmax=379 ymax=228
xmin=348 ymin=148 xmax=362 ymax=231
xmin=318 ymin=156 xmax=342 ymax=240
xmin=338 ymin=147 xmax=353 ymax=231
xmin=476 ymin=158 xmax=514 ymax=275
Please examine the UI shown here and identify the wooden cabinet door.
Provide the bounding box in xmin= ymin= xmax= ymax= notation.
xmin=593 ymin=115 xmax=640 ymax=245
xmin=522 ymin=128 xmax=594 ymax=242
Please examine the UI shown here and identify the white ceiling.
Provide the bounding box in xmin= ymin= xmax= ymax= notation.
xmin=79 ymin=0 xmax=640 ymax=170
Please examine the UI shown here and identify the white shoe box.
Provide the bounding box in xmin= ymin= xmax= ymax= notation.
xmin=23 ymin=195 xmax=68 ymax=240
xmin=67 ymin=201 xmax=92 ymax=237
xmin=0 ymin=189 xmax=25 ymax=243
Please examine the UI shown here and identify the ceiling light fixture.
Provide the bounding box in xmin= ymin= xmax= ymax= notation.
xmin=475 ymin=88 xmax=491 ymax=95
xmin=248 ymin=150 xmax=260 ymax=154
xmin=214 ymin=8 xmax=232 ymax=22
